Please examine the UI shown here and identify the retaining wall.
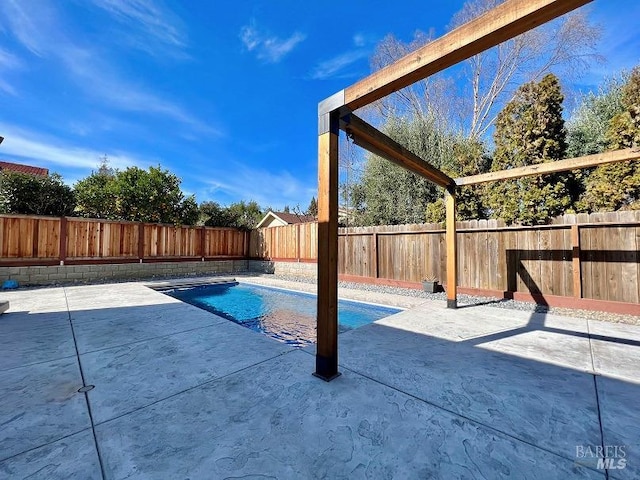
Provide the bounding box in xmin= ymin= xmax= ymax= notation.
xmin=248 ymin=260 xmax=317 ymax=278
xmin=0 ymin=260 xmax=249 ymax=286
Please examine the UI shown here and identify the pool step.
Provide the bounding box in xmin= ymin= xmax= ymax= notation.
xmin=145 ymin=277 xmax=237 ymax=291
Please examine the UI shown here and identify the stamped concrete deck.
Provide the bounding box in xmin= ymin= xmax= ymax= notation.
xmin=0 ymin=277 xmax=638 ymax=479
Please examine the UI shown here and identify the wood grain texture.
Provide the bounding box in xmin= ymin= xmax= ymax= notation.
xmin=340 ymin=113 xmax=454 ymax=188
xmin=456 ymin=148 xmax=639 ymax=186
xmin=316 ymin=124 xmax=339 ymax=378
xmin=445 ymin=190 xmax=457 ymax=305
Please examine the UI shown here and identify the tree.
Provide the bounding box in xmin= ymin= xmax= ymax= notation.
xmin=577 ymin=67 xmax=640 ymax=211
xmin=346 ymin=114 xmax=459 ymax=226
xmin=227 ymin=201 xmax=263 ymax=229
xmin=485 ymin=74 xmax=572 ymax=224
xmin=368 ymin=0 xmax=601 ymax=140
xmin=200 ymin=200 xmax=263 ymax=229
xmin=424 ymin=138 xmax=491 ymax=223
xmin=73 ymin=157 xmax=117 ymax=219
xmin=306 ymin=197 xmax=318 ymax=217
xmin=74 ymin=164 xmax=198 ymax=225
xmin=0 ymin=171 xmax=76 ymax=216
xmin=566 ymin=74 xmax=627 ymax=158
xmin=451 ymin=0 xmax=601 ymax=139
xmin=199 ymin=201 xmax=235 ymax=227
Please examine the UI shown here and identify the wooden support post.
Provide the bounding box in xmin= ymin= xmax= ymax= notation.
xmin=59 ymin=217 xmax=67 ymax=265
xmin=571 ymin=224 xmax=582 ymax=298
xmin=445 ymin=189 xmax=458 ymax=309
xmin=315 ymin=109 xmax=340 ymax=381
xmin=297 ymin=223 xmax=301 ymax=262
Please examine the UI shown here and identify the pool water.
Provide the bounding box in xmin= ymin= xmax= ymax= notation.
xmin=165 ymin=283 xmax=401 ymax=347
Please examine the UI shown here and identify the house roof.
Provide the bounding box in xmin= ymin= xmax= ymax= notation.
xmin=255 ymin=210 xmax=316 ymax=228
xmin=0 ymin=160 xmax=49 ymax=176
xmin=272 ymin=211 xmax=316 ymax=224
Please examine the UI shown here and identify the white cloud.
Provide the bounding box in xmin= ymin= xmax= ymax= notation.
xmin=0 ymin=47 xmax=22 ymax=95
xmin=90 ymin=0 xmax=188 ymax=57
xmin=353 ymin=33 xmax=366 ymax=48
xmin=0 ymin=123 xmax=150 ymax=172
xmin=309 ymin=49 xmax=369 ymax=80
xmin=309 ymin=34 xmax=372 ymax=80
xmin=0 ymin=0 xmax=218 ymax=136
xmin=0 ymin=0 xmax=62 ymax=56
xmin=201 ymin=162 xmax=316 ymax=208
xmin=0 ymin=48 xmax=20 ymax=69
xmin=240 ymin=22 xmax=306 ymax=63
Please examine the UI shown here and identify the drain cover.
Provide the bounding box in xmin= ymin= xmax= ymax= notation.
xmin=77 ymin=385 xmax=95 ymax=393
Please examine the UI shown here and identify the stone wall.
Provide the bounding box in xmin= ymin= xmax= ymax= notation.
xmin=0 ymin=260 xmax=249 ymax=287
xmin=248 ymin=260 xmax=317 ymax=278
xmin=0 ymin=259 xmax=318 ymax=287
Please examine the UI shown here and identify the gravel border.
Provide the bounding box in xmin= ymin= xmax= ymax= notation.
xmin=264 ymin=274 xmax=639 ymax=326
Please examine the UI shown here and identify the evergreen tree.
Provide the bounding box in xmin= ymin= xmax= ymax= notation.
xmin=485 ymin=74 xmax=572 ymax=224
xmin=566 ymin=75 xmax=627 ymax=158
xmin=577 ymin=67 xmax=640 ymax=211
xmin=348 ymin=115 xmax=458 ymax=226
xmin=306 ymin=197 xmax=318 ymax=217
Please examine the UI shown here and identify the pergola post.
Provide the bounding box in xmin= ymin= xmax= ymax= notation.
xmin=314 ymin=107 xmax=340 ymax=381
xmin=445 ymin=188 xmax=458 ymax=309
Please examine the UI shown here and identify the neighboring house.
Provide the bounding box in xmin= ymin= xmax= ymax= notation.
xmin=256 ymin=211 xmax=316 ymax=228
xmin=338 ymin=206 xmax=354 ymax=226
xmin=0 ymin=160 xmax=49 ymax=176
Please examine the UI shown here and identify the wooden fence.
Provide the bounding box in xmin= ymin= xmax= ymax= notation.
xmin=0 ymin=215 xmax=247 ymax=265
xmin=248 ymin=222 xmax=318 ymax=261
xmin=2 ymin=212 xmax=638 ymax=307
xmin=250 ymin=212 xmax=640 ymax=306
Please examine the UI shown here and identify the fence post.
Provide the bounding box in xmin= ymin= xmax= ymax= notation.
xmin=571 ymin=224 xmax=582 ymax=298
xmin=372 ymin=232 xmax=379 ymax=278
xmin=200 ymin=227 xmax=206 ymax=261
xmin=138 ymin=222 xmax=145 ymax=263
xmin=32 ymin=218 xmax=40 ymax=259
xmin=59 ymin=217 xmax=67 ymax=265
xmin=297 ymin=223 xmax=301 ymax=262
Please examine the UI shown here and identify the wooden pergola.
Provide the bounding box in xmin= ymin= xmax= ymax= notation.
xmin=314 ymin=0 xmax=640 ymax=381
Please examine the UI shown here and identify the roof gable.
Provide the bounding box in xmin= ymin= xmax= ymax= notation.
xmin=255 ymin=210 xmax=316 ymax=228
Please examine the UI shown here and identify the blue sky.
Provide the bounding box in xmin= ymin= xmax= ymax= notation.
xmin=0 ymin=0 xmax=638 ymax=210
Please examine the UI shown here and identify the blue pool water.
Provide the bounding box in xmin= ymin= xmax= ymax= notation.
xmin=165 ymin=283 xmax=401 ymax=347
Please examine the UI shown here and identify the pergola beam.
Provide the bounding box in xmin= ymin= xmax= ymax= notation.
xmin=340 ymin=112 xmax=455 ymax=189
xmin=344 ymin=0 xmax=592 ymax=110
xmin=456 ymin=148 xmax=640 ymax=186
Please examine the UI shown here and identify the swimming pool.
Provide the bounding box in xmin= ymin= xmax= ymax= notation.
xmin=164 ymin=282 xmax=401 ymax=347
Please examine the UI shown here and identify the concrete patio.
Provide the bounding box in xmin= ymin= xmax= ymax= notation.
xmin=0 ymin=278 xmax=638 ymax=479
